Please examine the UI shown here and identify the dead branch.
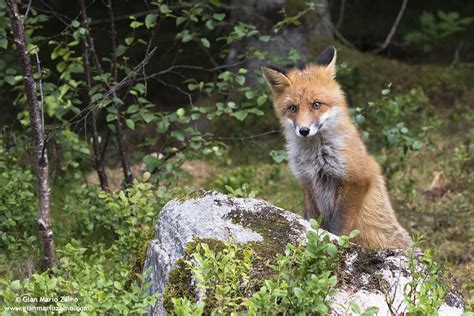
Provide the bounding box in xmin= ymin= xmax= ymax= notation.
xmin=372 ymin=0 xmax=408 ymax=54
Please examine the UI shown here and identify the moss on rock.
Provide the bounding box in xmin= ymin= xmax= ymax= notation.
xmin=160 ymin=207 xmax=305 ymax=315
xmin=176 ymin=189 xmax=209 ymax=203
xmin=162 ymin=238 xmax=229 ymax=312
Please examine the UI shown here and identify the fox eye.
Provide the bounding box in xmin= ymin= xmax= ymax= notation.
xmin=288 ymin=105 xmax=298 ymax=113
xmin=312 ymin=102 xmax=321 ymax=110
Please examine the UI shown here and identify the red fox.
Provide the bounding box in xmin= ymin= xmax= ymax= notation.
xmin=262 ymin=46 xmax=412 ymax=249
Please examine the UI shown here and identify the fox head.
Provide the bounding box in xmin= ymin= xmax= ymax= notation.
xmin=262 ymin=46 xmax=348 ymax=138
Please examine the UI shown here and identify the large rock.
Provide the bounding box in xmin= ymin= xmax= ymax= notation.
xmin=143 ymin=190 xmax=465 ymax=315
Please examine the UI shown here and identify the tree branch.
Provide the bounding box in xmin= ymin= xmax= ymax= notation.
xmin=372 ymin=0 xmax=408 ymax=54
xmin=335 ymin=0 xmax=345 ymax=29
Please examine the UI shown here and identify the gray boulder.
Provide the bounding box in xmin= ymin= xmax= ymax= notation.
xmin=143 ymin=190 xmax=464 ymax=315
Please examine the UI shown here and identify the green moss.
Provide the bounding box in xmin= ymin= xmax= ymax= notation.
xmin=225 ymin=206 xmax=307 ymax=284
xmin=162 ymin=238 xmax=229 ymax=312
xmin=177 ymin=189 xmax=208 ymax=202
xmin=226 ymin=206 xmax=303 ymax=252
xmin=126 ymin=225 xmax=156 ymax=290
xmin=162 ymin=258 xmax=195 ymax=312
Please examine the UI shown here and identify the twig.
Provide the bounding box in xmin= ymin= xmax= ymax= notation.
xmin=22 ymin=0 xmax=33 ymax=22
xmin=449 ymin=41 xmax=463 ymax=67
xmin=79 ymin=0 xmax=110 ymax=191
xmin=151 ymin=76 xmax=195 ymax=107
xmin=335 ymin=0 xmax=345 ymax=29
xmin=104 ymin=0 xmax=133 ymax=188
xmin=208 ymin=129 xmax=280 ymax=141
xmin=372 ymin=0 xmax=408 ymax=54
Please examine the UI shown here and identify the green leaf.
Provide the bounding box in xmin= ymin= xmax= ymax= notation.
xmin=125 ymin=119 xmax=135 ymax=130
xmin=47 ymin=278 xmax=57 ymax=289
xmin=182 ymin=34 xmax=193 ymax=43
xmin=176 ymin=108 xmax=185 ymax=117
xmin=156 ymin=120 xmax=169 ymax=133
xmin=242 ymin=91 xmax=254 ymax=100
xmin=116 ymin=45 xmax=127 ymax=57
xmin=412 ymin=140 xmax=423 ymax=150
xmin=159 ymin=4 xmax=170 ymax=14
xmin=200 ymin=38 xmax=210 ymax=48
xmin=257 ymin=95 xmax=267 ymax=106
xmin=141 ymin=112 xmax=155 ymax=123
xmin=233 ymin=110 xmax=248 ymax=121
xmin=355 ymin=114 xmax=365 ymax=125
xmin=0 ymin=38 xmax=7 ymax=49
xmin=270 ymin=150 xmax=287 ymax=163
xmin=171 ymin=130 xmax=185 ymax=142
xmin=130 ymin=20 xmax=144 ymax=29
xmin=176 ymin=16 xmax=186 ymax=26
xmin=349 ymin=230 xmax=360 ymax=239
xmin=106 ymin=113 xmax=117 ymax=122
xmin=145 ymin=13 xmax=157 ymax=29
xmin=10 ymin=280 xmax=22 ymax=290
xmin=235 ymin=75 xmax=245 ymax=86
xmin=113 ymin=281 xmax=123 ymax=290
xmin=4 ymin=75 xmax=15 ymax=85
xmin=125 ymin=37 xmax=134 ymax=45
xmin=326 ymin=243 xmax=338 ymax=256
xmin=71 ymin=20 xmax=80 ymax=28
xmin=205 ymin=19 xmax=215 ymax=30
xmin=127 ymin=104 xmax=140 ymax=113
xmin=213 ymin=13 xmax=226 ymax=21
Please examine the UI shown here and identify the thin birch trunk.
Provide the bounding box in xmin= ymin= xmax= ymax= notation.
xmin=6 ymin=0 xmax=56 ymax=268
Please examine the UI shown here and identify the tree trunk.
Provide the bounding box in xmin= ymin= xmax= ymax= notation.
xmin=6 ymin=0 xmax=56 ymax=268
xmin=79 ymin=0 xmax=110 ymax=191
xmin=106 ymin=0 xmax=133 ymax=188
xmin=79 ymin=0 xmax=133 ymax=188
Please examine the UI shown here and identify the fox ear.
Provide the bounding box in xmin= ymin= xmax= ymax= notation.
xmin=316 ymin=46 xmax=337 ymax=78
xmin=261 ymin=67 xmax=291 ymax=94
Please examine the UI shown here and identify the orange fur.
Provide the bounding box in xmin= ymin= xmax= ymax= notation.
xmin=262 ymin=47 xmax=412 ymax=249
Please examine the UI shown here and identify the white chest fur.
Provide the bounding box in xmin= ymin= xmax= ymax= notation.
xmin=283 ymin=113 xmax=346 ymax=217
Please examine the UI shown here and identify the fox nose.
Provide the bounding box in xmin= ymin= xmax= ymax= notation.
xmin=299 ymin=127 xmax=310 ymax=137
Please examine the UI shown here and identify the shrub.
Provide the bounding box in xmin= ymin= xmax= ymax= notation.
xmin=62 ymin=180 xmax=165 ymax=253
xmin=0 ymin=241 xmax=156 ymax=314
xmin=0 ymin=143 xmax=38 ymax=260
xmin=404 ymin=248 xmax=446 ymax=314
xmin=352 ymin=87 xmax=438 ymax=195
xmin=210 ymin=166 xmax=258 ymax=197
